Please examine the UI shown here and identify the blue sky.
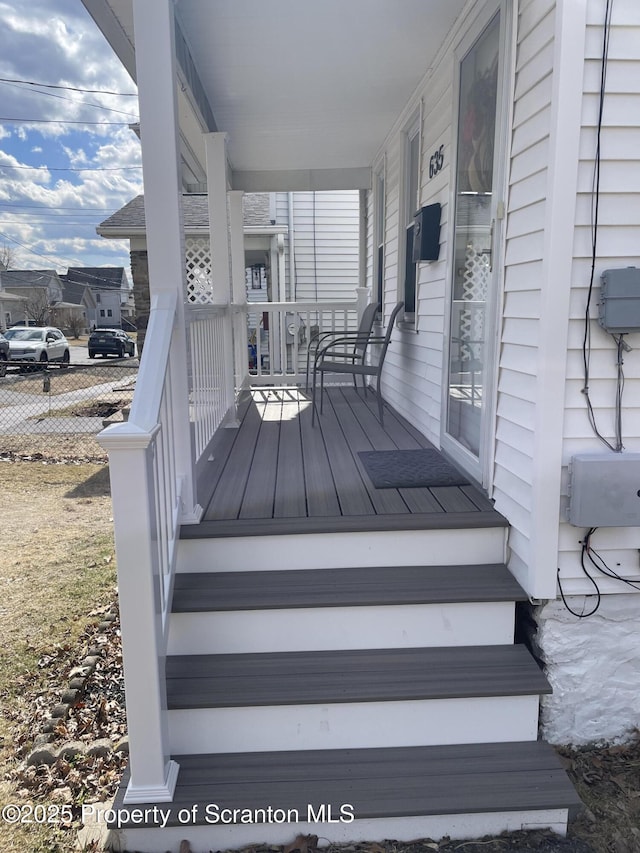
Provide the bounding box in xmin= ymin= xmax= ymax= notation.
xmin=0 ymin=0 xmax=142 ymax=278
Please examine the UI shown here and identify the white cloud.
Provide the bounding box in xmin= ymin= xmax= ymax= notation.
xmin=0 ymin=0 xmax=142 ymax=273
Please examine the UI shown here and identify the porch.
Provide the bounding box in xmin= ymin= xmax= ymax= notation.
xmin=193 ymin=384 xmax=503 ymax=537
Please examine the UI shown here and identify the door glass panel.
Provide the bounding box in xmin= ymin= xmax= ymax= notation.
xmin=446 ymin=13 xmax=500 ymax=457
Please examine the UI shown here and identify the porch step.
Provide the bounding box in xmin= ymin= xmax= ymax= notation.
xmin=168 ymin=563 xmax=526 ymax=654
xmin=172 ymin=563 xmax=526 ymax=610
xmin=166 ymin=645 xmax=549 ymax=753
xmin=109 ymin=741 xmax=582 ymax=850
xmin=176 ymin=523 xmax=507 ymax=573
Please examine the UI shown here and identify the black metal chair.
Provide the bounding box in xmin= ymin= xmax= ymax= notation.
xmin=312 ymin=301 xmax=404 ymax=426
xmin=305 ymin=302 xmax=380 ymax=393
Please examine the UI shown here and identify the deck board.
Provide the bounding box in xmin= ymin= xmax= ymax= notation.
xmin=274 ymin=396 xmax=307 ymax=518
xmin=198 ymin=386 xmax=507 ymax=534
xmin=172 ymin=563 xmax=528 ymax=612
xmin=110 ymin=741 xmax=582 ymax=827
xmin=238 ymin=395 xmax=279 ymax=519
xmin=165 ymin=645 xmax=551 ymax=709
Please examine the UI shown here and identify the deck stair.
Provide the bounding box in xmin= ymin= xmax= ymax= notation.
xmin=111 ymin=528 xmax=581 ymax=852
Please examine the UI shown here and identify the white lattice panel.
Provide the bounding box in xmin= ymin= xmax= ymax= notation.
xmin=185 ymin=237 xmax=214 ymax=304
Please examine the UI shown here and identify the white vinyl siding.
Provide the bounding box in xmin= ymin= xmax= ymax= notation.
xmin=372 ymin=43 xmax=454 ymax=445
xmin=276 ymin=191 xmax=360 ymax=302
xmin=557 ymin=0 xmax=640 ymax=593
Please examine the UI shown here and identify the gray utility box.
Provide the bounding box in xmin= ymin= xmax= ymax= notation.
xmin=599 ymin=266 xmax=640 ymax=334
xmin=568 ymin=452 xmax=640 ymax=527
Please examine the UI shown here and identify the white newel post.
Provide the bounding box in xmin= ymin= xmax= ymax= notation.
xmin=98 ymin=429 xmax=178 ymax=802
xmin=229 ymin=190 xmax=249 ymax=393
xmin=205 ymin=133 xmax=237 ymax=419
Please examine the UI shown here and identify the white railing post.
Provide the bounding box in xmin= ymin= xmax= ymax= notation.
xmin=229 ymin=190 xmax=249 ymax=395
xmin=205 ymin=133 xmax=236 ymax=421
xmin=356 ymin=286 xmax=370 ymax=323
xmin=98 ymin=425 xmax=178 ymax=803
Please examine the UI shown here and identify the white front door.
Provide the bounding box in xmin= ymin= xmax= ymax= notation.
xmin=443 ymin=3 xmax=510 ymax=487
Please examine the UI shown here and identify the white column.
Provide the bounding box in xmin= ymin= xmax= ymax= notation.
xmin=133 ymin=0 xmax=200 ymax=522
xmin=205 ymin=133 xmax=236 ymax=413
xmin=205 ymin=133 xmax=232 ymax=304
xmin=229 ymin=190 xmax=249 ymax=394
xmin=107 ymin=0 xmax=185 ymax=804
xmin=529 ymin=0 xmax=587 ymax=598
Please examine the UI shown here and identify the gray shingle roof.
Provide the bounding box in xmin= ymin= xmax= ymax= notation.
xmin=99 ymin=192 xmax=274 ymax=234
xmin=0 ymin=269 xmax=59 ymax=288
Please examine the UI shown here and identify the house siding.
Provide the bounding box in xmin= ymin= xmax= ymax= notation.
xmin=276 ymin=191 xmax=360 ymax=302
xmin=375 ymin=49 xmax=454 ymax=446
xmin=557 ymin=0 xmax=640 ymax=593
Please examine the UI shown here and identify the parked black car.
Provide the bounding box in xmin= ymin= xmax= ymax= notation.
xmin=88 ymin=328 xmax=136 ymax=359
xmin=0 ymin=332 xmax=9 ymax=376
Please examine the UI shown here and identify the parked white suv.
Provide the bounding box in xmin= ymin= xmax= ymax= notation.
xmin=4 ymin=326 xmax=70 ymax=365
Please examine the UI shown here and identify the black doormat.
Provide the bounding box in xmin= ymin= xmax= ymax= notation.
xmin=358 ymin=449 xmax=470 ymax=488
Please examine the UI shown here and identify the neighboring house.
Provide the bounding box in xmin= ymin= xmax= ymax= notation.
xmin=0 ymin=289 xmax=27 ymax=330
xmin=50 ymin=279 xmax=96 ymax=336
xmin=83 ymin=1 xmax=639 ymax=849
xmin=0 ymin=269 xmax=63 ymax=326
xmin=97 ymin=191 xmax=359 ymax=356
xmin=64 ymin=267 xmax=131 ymax=330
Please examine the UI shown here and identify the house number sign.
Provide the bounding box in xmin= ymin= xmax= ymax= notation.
xmin=429 ymin=145 xmax=444 ymax=179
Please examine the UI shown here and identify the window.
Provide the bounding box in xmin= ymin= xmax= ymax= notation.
xmin=374 ymin=170 xmax=385 ymax=310
xmin=96 ymin=293 xmax=101 ymax=303
xmin=403 ymin=122 xmax=421 ymax=316
xmin=107 ymin=309 xmax=113 ymax=317
xmin=100 ymin=309 xmax=105 ymax=318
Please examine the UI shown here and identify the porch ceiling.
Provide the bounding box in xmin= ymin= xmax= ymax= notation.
xmin=84 ymin=0 xmax=468 ymax=190
xmin=178 ymin=0 xmax=466 ymax=182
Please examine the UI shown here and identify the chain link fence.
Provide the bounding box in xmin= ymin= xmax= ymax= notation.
xmin=0 ymin=362 xmax=138 ymax=462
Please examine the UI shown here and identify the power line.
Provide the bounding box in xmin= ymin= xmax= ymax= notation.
xmin=2 ymin=163 xmax=142 ymax=172
xmin=0 ymin=117 xmax=134 ymax=126
xmin=0 ymin=76 xmax=137 ymax=97
xmin=0 ymin=231 xmax=130 ymax=281
xmin=1 ymin=79 xmax=139 ymax=119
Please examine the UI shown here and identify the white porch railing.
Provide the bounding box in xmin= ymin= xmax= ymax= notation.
xmin=248 ymin=299 xmax=359 ymax=384
xmin=97 ymin=289 xmax=188 ymax=803
xmin=187 ymin=303 xmax=236 ymax=460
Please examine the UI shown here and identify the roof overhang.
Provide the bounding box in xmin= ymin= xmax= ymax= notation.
xmin=82 ymin=0 xmax=468 ymax=191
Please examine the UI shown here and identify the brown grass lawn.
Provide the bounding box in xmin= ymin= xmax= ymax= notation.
xmin=0 ymin=460 xmax=116 ymax=852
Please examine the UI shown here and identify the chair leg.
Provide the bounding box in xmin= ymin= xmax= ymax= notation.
xmin=376 ymin=374 xmax=384 ymax=425
xmin=320 ymin=370 xmax=325 ymax=414
xmin=311 ymin=363 xmax=318 ymax=425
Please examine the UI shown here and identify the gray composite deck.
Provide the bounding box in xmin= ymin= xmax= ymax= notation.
xmin=187 ymin=386 xmax=507 ymax=538
xmin=165 ymin=644 xmax=551 ymax=710
xmin=110 ymin=741 xmax=582 ymax=827
xmin=172 ymin=563 xmax=528 ymax=612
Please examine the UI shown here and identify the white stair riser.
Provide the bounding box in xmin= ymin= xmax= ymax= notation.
xmin=168 ymin=601 xmax=516 ymax=655
xmin=168 ymin=694 xmax=540 ymax=754
xmin=117 ymin=809 xmax=569 ymax=853
xmin=177 ymin=527 xmax=506 ymax=573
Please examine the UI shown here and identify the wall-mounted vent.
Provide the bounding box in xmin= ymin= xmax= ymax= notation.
xmin=568 ymin=452 xmax=640 ymax=527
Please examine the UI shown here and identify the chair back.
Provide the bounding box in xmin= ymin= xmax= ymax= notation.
xmin=353 ymin=302 xmax=380 ymax=357
xmin=375 ymin=301 xmax=404 ymax=368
